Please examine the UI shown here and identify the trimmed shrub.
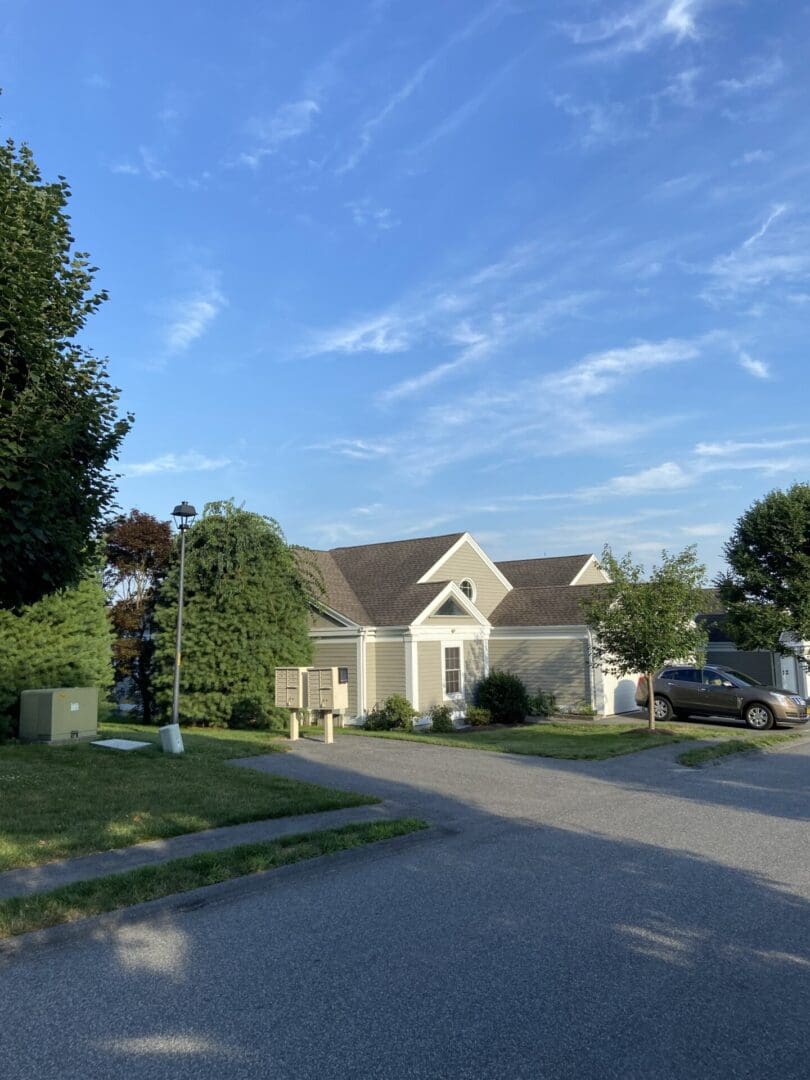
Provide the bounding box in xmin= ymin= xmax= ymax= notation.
xmin=365 ymin=694 xmax=417 ymax=732
xmin=465 ymin=705 xmax=491 ymax=727
xmin=0 ymin=574 xmax=113 ymax=741
xmin=528 ymin=689 xmax=557 ymax=717
xmin=429 ymin=703 xmax=454 ymax=733
xmin=474 ymin=670 xmax=529 ymax=724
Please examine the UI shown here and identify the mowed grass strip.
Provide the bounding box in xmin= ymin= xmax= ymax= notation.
xmin=335 ymin=722 xmax=747 ymax=760
xmin=0 ymin=819 xmax=427 ymax=939
xmin=0 ymin=722 xmax=376 ymax=872
xmin=677 ymin=732 xmax=800 ymax=767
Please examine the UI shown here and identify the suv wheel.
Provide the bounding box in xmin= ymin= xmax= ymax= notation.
xmin=653 ymin=697 xmax=674 ymax=723
xmin=744 ymin=703 xmax=774 ymax=731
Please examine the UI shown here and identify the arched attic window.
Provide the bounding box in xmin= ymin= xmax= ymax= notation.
xmin=460 ymin=579 xmax=476 ymax=602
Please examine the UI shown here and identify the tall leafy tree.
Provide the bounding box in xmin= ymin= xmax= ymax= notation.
xmin=151 ymin=501 xmax=319 ymax=727
xmin=0 ymin=135 xmax=132 ymax=609
xmin=105 ymin=510 xmax=173 ymax=723
xmin=718 ymin=484 xmax=810 ymax=665
xmin=0 ymin=573 xmax=112 ymax=739
xmin=581 ymin=546 xmax=708 ymax=730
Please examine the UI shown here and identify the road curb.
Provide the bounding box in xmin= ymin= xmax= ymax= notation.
xmin=0 ymin=823 xmax=449 ymax=965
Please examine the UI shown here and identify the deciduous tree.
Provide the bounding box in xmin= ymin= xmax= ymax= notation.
xmin=105 ymin=510 xmax=172 ymax=722
xmin=718 ymin=484 xmax=810 ymax=665
xmin=581 ymin=546 xmax=708 ymax=730
xmin=0 ymin=135 xmax=132 ymax=609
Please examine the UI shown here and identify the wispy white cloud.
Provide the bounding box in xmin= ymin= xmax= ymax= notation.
xmin=165 ymin=277 xmax=226 ymax=354
xmin=237 ymin=100 xmax=320 ymax=167
xmin=718 ymin=56 xmax=785 ymax=95
xmin=108 ymin=146 xmax=210 ymax=189
xmin=84 ymin=72 xmax=109 ymax=89
xmin=552 ymin=94 xmax=634 ymax=149
xmin=694 ymin=436 xmax=810 ymax=458
xmin=545 ymin=338 xmax=701 ymax=398
xmin=408 ymin=47 xmax=529 ymax=157
xmin=123 ymin=451 xmax=233 ymax=478
xmin=733 ymin=148 xmax=774 ymax=167
xmin=742 ymin=203 xmax=787 ymax=248
xmin=307 ymin=438 xmax=393 ymax=461
xmin=680 ymin=522 xmax=728 ymax=537
xmin=306 ymin=312 xmax=411 ymax=356
xmin=737 ymin=351 xmax=770 ymax=379
xmin=337 ymin=0 xmax=511 ymax=174
xmin=346 ymin=198 xmax=400 ymax=232
xmin=583 ymin=461 xmax=694 ymax=497
xmin=703 ymin=204 xmax=810 ymax=301
xmin=559 ymin=0 xmax=710 ymax=60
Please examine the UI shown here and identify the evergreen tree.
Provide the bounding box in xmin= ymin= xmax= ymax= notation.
xmin=0 ymin=134 xmax=132 ymax=609
xmin=0 ymin=574 xmax=113 ymax=739
xmin=151 ymin=501 xmax=318 ymax=727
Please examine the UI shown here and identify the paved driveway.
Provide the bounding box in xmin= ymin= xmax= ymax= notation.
xmin=2 ymin=734 xmax=809 ymax=1079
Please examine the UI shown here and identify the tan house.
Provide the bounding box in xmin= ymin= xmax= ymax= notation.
xmin=307 ymin=532 xmax=638 ymax=720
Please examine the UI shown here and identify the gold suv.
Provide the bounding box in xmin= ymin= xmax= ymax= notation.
xmin=635 ymin=665 xmax=809 ymax=730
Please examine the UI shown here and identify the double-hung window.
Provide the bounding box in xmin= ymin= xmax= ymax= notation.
xmin=444 ymin=646 xmax=462 ymax=696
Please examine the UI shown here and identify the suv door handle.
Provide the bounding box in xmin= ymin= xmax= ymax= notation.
xmin=696 ymin=687 xmax=708 ymax=693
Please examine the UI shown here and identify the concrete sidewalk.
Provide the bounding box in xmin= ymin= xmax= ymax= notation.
xmin=0 ymin=803 xmax=394 ymax=901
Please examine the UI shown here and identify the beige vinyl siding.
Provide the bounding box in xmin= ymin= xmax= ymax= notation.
xmin=365 ymin=641 xmax=376 ymax=711
xmin=489 ymin=637 xmax=590 ymax=707
xmin=374 ymin=640 xmax=407 ymax=705
xmin=424 ymin=541 xmax=509 ymax=618
xmin=310 ymin=610 xmax=349 ymax=629
xmin=463 ymin=639 xmax=486 ymax=702
xmin=417 ymin=641 xmax=443 ymax=710
xmin=573 ymin=560 xmax=608 ymax=585
xmin=424 ymin=612 xmax=479 ymax=626
xmin=310 ymin=639 xmax=358 ymax=715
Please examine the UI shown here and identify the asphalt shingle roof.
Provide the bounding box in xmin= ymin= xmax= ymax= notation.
xmin=307 ymin=533 xmax=728 ymax=630
xmin=496 ymin=554 xmax=593 ymax=587
xmin=312 ymin=533 xmax=464 ymax=626
xmin=490 ymin=584 xmax=601 ymax=627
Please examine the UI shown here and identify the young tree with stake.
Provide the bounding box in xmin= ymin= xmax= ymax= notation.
xmin=581 ymin=546 xmax=708 ymax=731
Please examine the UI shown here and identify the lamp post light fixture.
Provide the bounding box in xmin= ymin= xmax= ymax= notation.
xmin=169 ymin=501 xmax=197 ymax=740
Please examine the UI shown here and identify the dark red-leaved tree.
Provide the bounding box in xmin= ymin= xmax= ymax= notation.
xmin=105 ymin=510 xmax=172 ymax=722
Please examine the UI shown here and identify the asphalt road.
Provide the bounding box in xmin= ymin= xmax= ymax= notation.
xmin=2 ymin=734 xmax=809 ymax=1080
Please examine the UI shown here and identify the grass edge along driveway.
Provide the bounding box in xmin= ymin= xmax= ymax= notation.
xmin=334 ymin=721 xmax=797 ymax=761
xmin=0 ymin=722 xmax=375 ymax=872
xmin=677 ymin=732 xmax=800 ymax=767
xmin=0 ymin=819 xmax=427 ymax=940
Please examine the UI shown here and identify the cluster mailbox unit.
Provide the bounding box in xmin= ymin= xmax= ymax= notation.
xmin=274 ymin=666 xmax=348 ymax=743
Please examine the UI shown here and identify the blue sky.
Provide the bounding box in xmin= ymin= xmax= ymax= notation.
xmin=3 ymin=0 xmax=809 ymax=574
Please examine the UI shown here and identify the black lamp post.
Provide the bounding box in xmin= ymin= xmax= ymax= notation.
xmin=171 ymin=501 xmax=197 ymax=727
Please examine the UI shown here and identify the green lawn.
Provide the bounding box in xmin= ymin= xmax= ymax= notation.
xmin=0 ymin=819 xmax=427 ymax=939
xmin=332 ymin=721 xmax=750 ymax=760
xmin=677 ymin=732 xmax=800 ymax=767
xmin=0 ymin=722 xmax=375 ymax=871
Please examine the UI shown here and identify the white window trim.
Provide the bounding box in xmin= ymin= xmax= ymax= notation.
xmin=442 ymin=641 xmax=465 ymax=701
xmin=411 ymin=581 xmax=490 ymax=628
xmin=459 ymin=578 xmax=477 ymax=603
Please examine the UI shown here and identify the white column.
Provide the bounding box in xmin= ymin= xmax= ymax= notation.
xmin=404 ymin=633 xmax=419 ymax=711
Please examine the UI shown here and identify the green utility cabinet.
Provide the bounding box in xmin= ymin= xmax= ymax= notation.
xmin=19 ymin=688 xmax=99 ymax=743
